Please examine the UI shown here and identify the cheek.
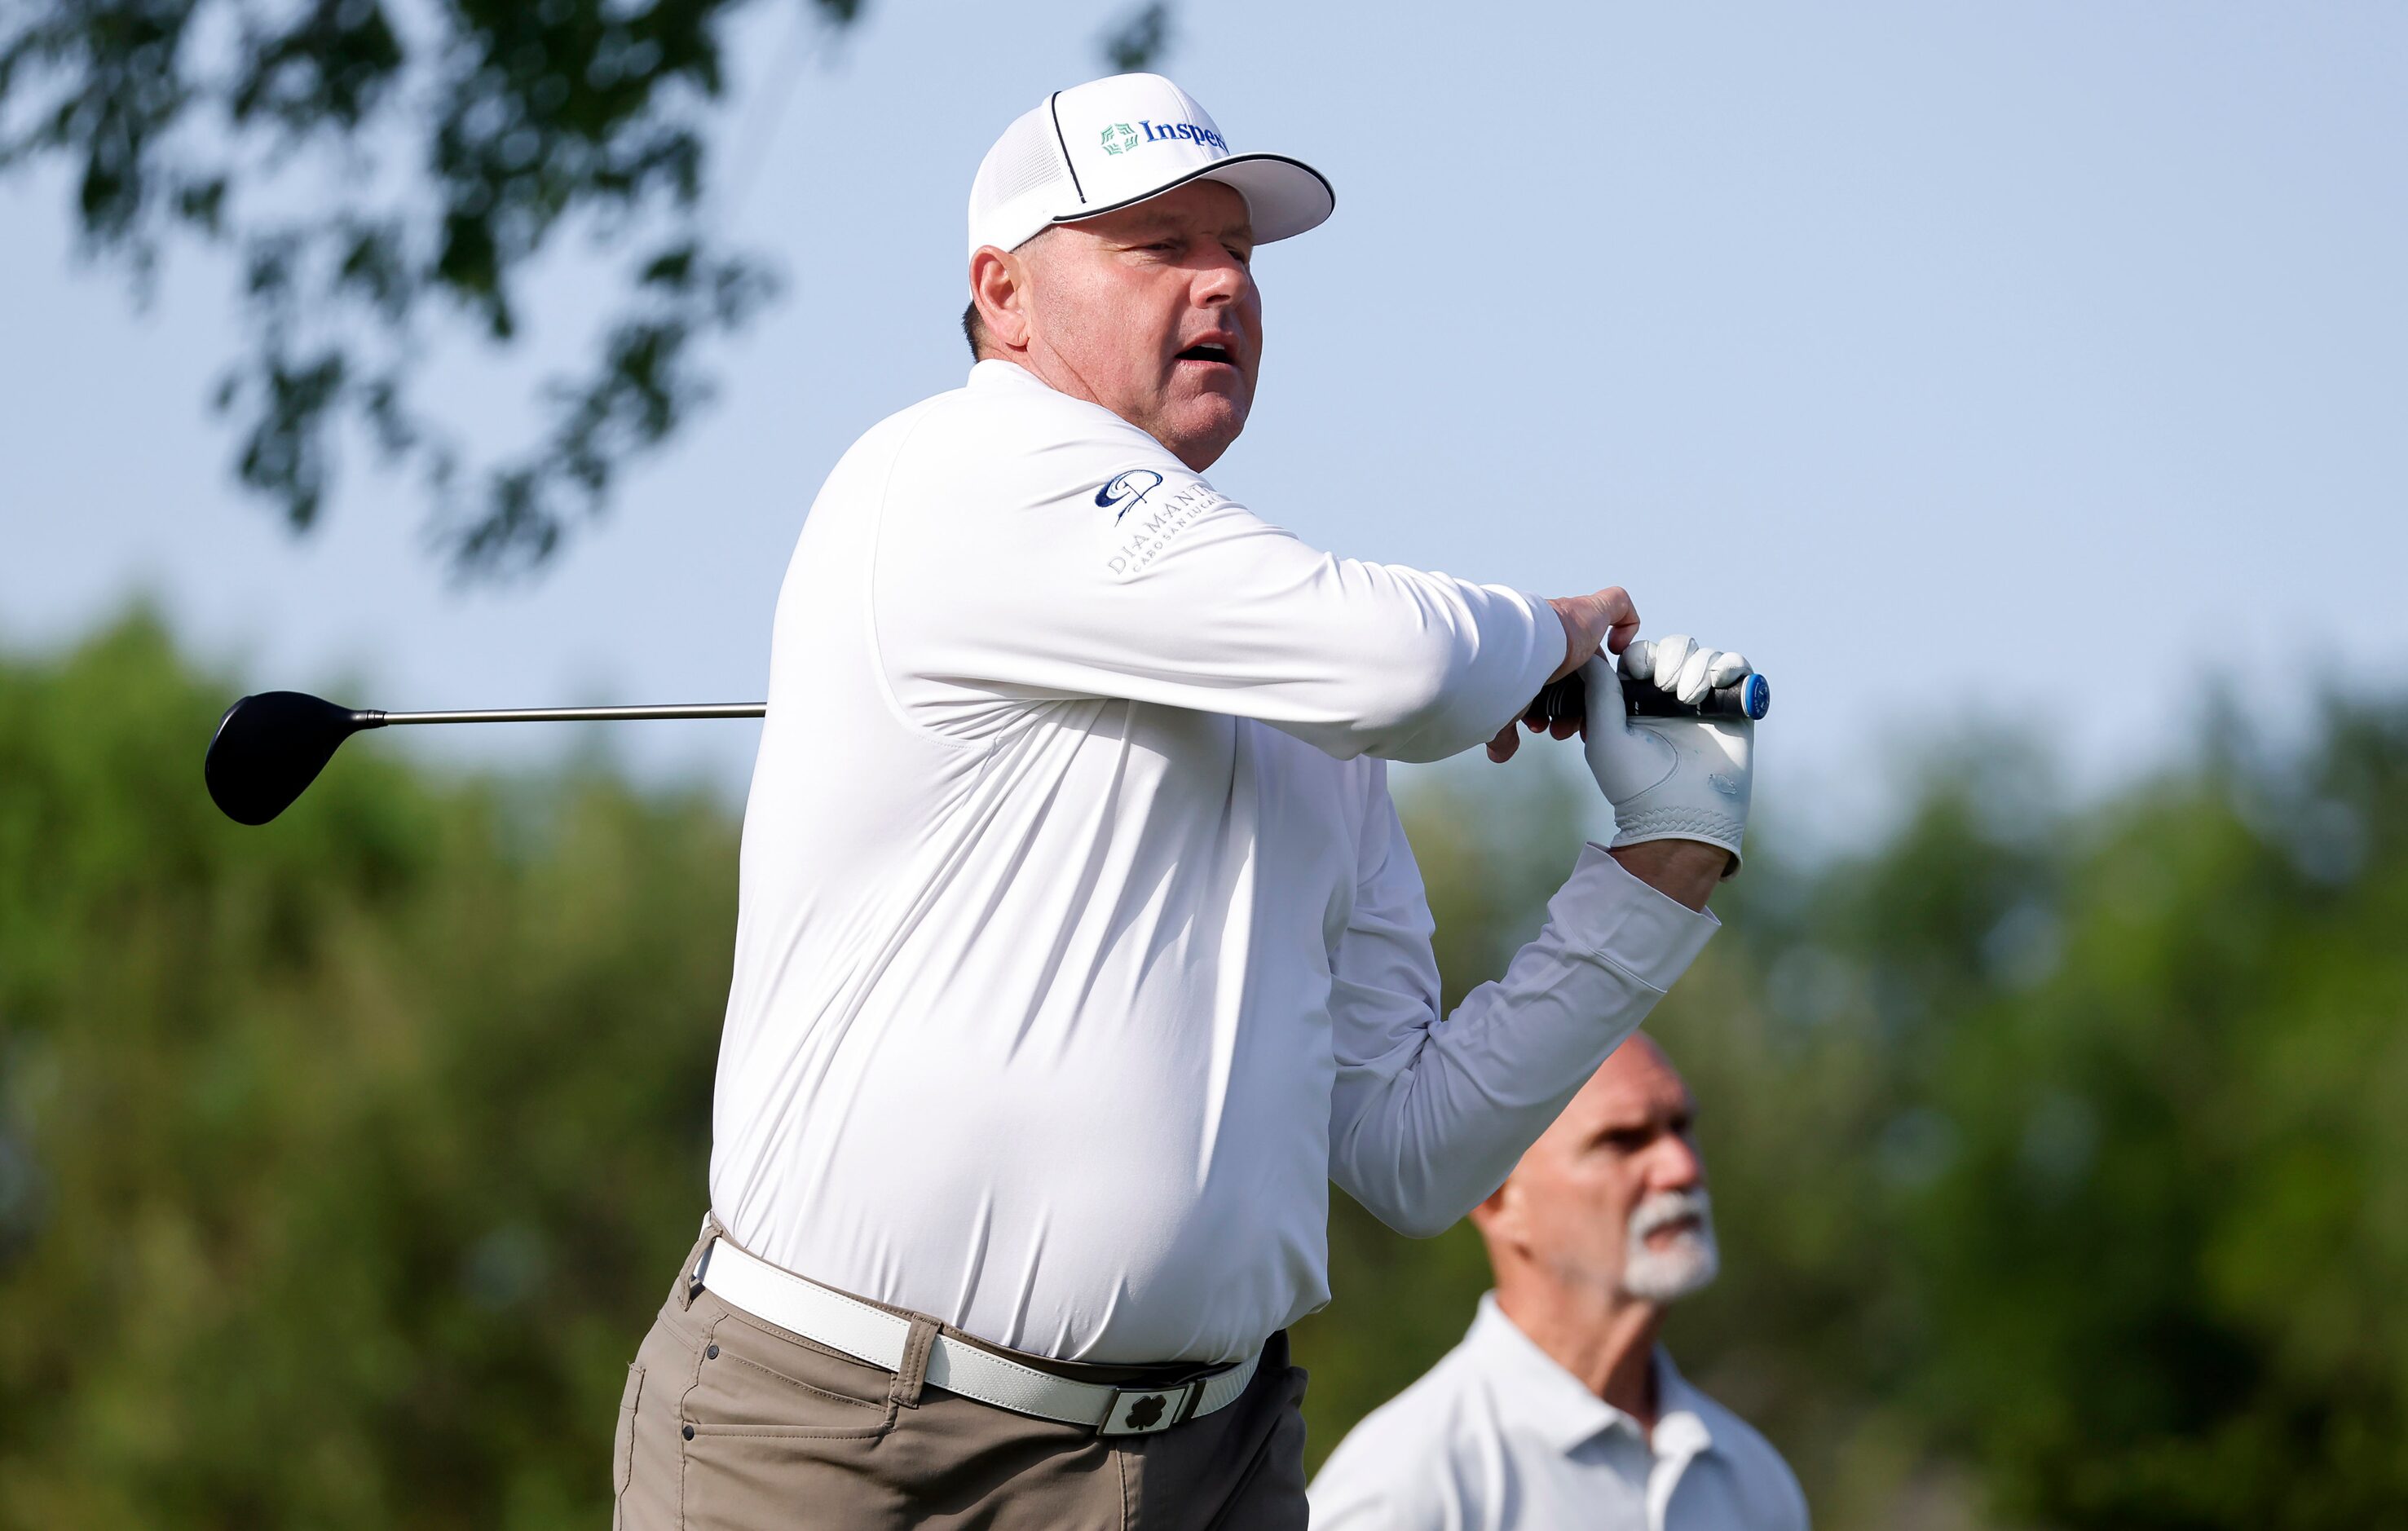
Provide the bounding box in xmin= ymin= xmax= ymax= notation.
xmin=1533 ymin=1171 xmax=1629 ymax=1241
xmin=1091 ymin=276 xmax=1181 ymax=386
xmin=1589 ymin=1176 xmax=1643 ymax=1244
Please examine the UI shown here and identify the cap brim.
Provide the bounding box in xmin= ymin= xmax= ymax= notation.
xmin=1050 ymin=152 xmax=1335 ymax=245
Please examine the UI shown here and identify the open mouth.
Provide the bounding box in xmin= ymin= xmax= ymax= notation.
xmin=1175 ymin=342 xmax=1234 ymax=365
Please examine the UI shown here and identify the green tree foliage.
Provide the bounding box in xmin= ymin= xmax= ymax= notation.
xmin=1891 ymin=713 xmax=2408 ymax=1526
xmin=1098 ymin=2 xmax=1171 ymax=73
xmin=0 ymin=612 xmax=734 ymax=1525
xmin=1299 ymin=724 xmax=2408 ymax=1529
xmin=0 ymin=0 xmax=863 ymax=573
xmin=3 ymin=615 xmax=2403 ymax=1526
xmin=0 ymin=0 xmax=1180 ymax=576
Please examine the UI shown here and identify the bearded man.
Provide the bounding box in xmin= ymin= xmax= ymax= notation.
xmin=1311 ymin=1035 xmax=1809 ymax=1530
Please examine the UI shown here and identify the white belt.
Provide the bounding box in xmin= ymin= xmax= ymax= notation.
xmin=692 ymin=1234 xmax=1261 ymax=1436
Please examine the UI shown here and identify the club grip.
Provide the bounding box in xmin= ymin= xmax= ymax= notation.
xmin=1528 ymin=670 xmax=1770 ymax=726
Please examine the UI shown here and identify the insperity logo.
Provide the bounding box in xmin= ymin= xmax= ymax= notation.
xmin=1098 ymin=120 xmax=1228 ymax=157
xmin=1096 ymin=469 xmax=1165 ymax=521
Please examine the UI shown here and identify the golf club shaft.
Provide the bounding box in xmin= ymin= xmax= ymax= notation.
xmin=373 ymin=686 xmax=1764 ymax=726
xmin=368 ymin=703 xmax=766 ymax=726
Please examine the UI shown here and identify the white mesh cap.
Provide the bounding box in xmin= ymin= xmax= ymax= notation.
xmin=967 ymin=73 xmax=1334 ymax=260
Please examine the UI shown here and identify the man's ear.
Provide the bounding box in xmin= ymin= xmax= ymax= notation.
xmin=1469 ymin=1178 xmax=1519 ymax=1243
xmin=969 ymin=247 xmax=1033 ymax=352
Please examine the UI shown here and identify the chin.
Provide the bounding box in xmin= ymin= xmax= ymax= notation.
xmin=1162 ymin=397 xmax=1248 ymax=470
xmin=1618 ymin=1229 xmax=1722 ymax=1304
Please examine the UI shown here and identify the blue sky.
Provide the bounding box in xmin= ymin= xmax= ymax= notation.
xmin=5 ymin=1 xmax=2403 ymax=841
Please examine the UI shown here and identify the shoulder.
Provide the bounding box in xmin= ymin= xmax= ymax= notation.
xmin=851 ymin=373 xmax=1232 ymax=580
xmin=1308 ymin=1346 xmax=1502 ymax=1526
xmin=871 ymin=371 xmax=1246 ymax=574
xmin=897 ymin=364 xmax=1181 ymax=483
xmin=821 ymin=368 xmax=1172 ymax=487
xmin=811 ymin=387 xmax=957 ymax=500
xmin=1684 ymin=1387 xmax=1810 ymax=1529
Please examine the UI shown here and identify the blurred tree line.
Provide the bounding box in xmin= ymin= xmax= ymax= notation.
xmin=3 ymin=611 xmax=2404 ymax=1527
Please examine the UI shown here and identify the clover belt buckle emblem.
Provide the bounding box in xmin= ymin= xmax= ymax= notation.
xmin=1103 ymin=1382 xmax=1194 ymax=1435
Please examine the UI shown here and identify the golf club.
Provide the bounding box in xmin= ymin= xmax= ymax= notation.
xmin=203 ymin=691 xmax=765 ymax=826
xmin=205 ymin=673 xmax=1770 ymax=827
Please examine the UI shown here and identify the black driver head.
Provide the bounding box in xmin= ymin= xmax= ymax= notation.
xmin=205 ymin=691 xmax=379 ymax=825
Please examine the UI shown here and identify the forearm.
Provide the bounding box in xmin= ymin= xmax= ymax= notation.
xmin=884 ymin=479 xmax=1563 ymax=761
xmin=1329 ymin=846 xmax=1718 ymax=1236
xmin=1287 ymin=563 xmax=1565 ymax=761
xmin=1607 ymin=839 xmax=1728 ymax=912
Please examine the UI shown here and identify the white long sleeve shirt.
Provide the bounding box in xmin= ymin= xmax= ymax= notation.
xmin=709 ymin=360 xmax=1719 ymax=1364
xmin=1309 ymin=1295 xmax=1810 ymax=1531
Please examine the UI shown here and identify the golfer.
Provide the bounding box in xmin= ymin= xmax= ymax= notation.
xmin=1308 ymin=1035 xmax=1810 ymax=1529
xmin=613 ymin=72 xmax=1756 ymax=1529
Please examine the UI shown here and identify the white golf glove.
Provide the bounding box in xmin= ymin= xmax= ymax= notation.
xmin=1581 ymin=635 xmax=1753 ymax=877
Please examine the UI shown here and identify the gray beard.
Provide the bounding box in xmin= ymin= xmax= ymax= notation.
xmin=1617 ymin=1189 xmax=1721 ymax=1304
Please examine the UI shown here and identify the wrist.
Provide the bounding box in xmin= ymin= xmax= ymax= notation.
xmin=1607 ymin=840 xmax=1729 ymax=912
xmin=1545 ymin=598 xmax=1585 ymax=683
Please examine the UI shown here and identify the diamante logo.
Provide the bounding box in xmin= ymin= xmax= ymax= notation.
xmin=1105 ymin=480 xmax=1220 ymax=577
xmin=1100 ymin=122 xmax=1140 ymax=156
xmin=1095 ymin=469 xmax=1164 ymax=522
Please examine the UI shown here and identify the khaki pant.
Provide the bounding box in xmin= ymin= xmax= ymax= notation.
xmin=612 ymin=1223 xmax=1308 ymax=1529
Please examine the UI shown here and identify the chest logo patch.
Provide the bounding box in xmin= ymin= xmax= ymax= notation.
xmin=1096 ymin=470 xmax=1165 ymax=521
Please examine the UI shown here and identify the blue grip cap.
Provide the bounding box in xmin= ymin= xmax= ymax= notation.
xmin=1742 ymin=674 xmax=1771 ymax=720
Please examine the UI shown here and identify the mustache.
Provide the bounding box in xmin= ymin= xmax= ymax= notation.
xmin=1630 ymin=1188 xmax=1713 ymax=1239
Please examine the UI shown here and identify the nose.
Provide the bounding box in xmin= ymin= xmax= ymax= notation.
xmin=1652 ymin=1132 xmax=1705 ymax=1195
xmin=1193 ymin=252 xmax=1249 ymax=308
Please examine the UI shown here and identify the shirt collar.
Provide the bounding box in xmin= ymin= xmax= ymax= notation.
xmin=968 ymin=358 xmax=1045 ymax=392
xmin=1649 ymin=1343 xmax=1718 ymax=1462
xmin=1468 ymin=1293 xmax=1718 ymax=1461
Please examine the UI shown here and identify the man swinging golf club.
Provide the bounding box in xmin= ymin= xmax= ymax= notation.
xmin=613 ymin=72 xmax=1757 ymax=1529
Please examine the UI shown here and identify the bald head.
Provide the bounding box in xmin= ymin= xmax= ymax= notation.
xmin=1471 ymin=1035 xmax=1719 ymax=1308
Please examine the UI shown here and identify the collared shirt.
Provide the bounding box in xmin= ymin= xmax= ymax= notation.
xmin=709 ymin=361 xmax=1720 ymax=1364
xmin=1310 ymin=1294 xmax=1810 ymax=1530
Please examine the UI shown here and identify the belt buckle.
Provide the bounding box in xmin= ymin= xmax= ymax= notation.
xmin=1099 ymin=1379 xmax=1200 ymax=1436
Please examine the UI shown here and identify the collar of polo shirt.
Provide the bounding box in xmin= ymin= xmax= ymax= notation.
xmin=1470 ymin=1294 xmax=1720 ymax=1458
